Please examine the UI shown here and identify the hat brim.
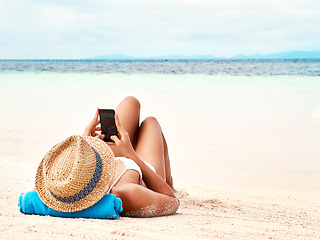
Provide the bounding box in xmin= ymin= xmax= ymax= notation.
xmin=35 ymin=136 xmax=115 ymax=212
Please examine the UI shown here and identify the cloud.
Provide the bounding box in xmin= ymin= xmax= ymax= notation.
xmin=0 ymin=0 xmax=319 ymax=58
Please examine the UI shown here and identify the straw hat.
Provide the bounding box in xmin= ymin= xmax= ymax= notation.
xmin=35 ymin=135 xmax=115 ymax=212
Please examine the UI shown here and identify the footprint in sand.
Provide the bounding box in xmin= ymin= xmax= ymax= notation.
xmin=111 ymin=230 xmax=136 ymax=237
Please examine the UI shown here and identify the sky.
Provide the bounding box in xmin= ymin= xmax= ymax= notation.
xmin=0 ymin=0 xmax=319 ymax=59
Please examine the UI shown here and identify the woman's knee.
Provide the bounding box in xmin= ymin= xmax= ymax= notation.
xmin=141 ymin=116 xmax=161 ymax=129
xmin=122 ymin=96 xmax=141 ymax=110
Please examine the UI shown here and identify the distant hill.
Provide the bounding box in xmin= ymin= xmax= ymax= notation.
xmin=86 ymin=54 xmax=134 ymax=60
xmin=87 ymin=50 xmax=320 ymax=60
xmin=232 ymin=50 xmax=320 ymax=59
xmin=87 ymin=54 xmax=217 ymax=60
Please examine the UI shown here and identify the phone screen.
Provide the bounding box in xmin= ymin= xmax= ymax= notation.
xmin=99 ymin=109 xmax=118 ymax=142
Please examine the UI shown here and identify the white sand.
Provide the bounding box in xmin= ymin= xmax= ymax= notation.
xmin=1 ymin=73 xmax=320 ymax=191
xmin=1 ymin=73 xmax=320 ymax=239
xmin=1 ymin=159 xmax=319 ymax=240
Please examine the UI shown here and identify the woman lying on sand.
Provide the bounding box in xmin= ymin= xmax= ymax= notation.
xmin=35 ymin=97 xmax=178 ymax=217
xmin=82 ymin=96 xmax=179 ymax=217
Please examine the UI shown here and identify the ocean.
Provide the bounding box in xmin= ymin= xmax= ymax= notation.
xmin=0 ymin=59 xmax=319 ymax=190
xmin=1 ymin=59 xmax=320 ymax=75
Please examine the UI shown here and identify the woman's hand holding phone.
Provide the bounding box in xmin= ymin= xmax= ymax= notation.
xmin=83 ymin=109 xmax=135 ymax=158
xmin=82 ymin=108 xmax=105 ymax=140
xmin=110 ymin=114 xmax=136 ymax=159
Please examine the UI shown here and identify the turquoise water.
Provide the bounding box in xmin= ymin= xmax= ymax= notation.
xmin=1 ymin=71 xmax=319 ymax=190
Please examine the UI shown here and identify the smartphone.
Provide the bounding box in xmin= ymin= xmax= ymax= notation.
xmin=99 ymin=109 xmax=118 ymax=142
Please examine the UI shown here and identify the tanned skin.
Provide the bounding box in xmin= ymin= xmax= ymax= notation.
xmin=83 ymin=96 xmax=179 ymax=217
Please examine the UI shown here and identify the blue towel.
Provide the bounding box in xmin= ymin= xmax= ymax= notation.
xmin=19 ymin=191 xmax=123 ymax=219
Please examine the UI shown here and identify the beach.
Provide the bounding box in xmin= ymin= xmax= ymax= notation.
xmin=1 ymin=159 xmax=319 ymax=239
xmin=0 ymin=69 xmax=320 ymax=239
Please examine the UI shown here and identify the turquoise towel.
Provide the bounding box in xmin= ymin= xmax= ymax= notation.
xmin=19 ymin=191 xmax=122 ymax=219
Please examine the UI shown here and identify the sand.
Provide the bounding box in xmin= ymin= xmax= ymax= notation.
xmin=1 ymin=159 xmax=319 ymax=240
xmin=1 ymin=73 xmax=320 ymax=239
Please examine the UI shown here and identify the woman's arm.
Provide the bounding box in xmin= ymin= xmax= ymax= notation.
xmin=113 ymin=183 xmax=179 ymax=217
xmin=129 ymin=149 xmax=176 ymax=197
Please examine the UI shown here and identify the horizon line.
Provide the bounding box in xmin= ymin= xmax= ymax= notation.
xmin=1 ymin=50 xmax=320 ymax=61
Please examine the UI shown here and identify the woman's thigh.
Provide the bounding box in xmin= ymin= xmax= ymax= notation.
xmin=115 ymin=96 xmax=141 ymax=147
xmin=135 ymin=117 xmax=166 ymax=180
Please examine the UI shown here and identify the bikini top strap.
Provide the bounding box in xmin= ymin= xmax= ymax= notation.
xmin=106 ymin=159 xmax=127 ymax=194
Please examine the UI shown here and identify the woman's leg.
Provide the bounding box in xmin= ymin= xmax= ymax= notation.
xmin=108 ymin=96 xmax=140 ymax=157
xmin=115 ymin=96 xmax=141 ymax=147
xmin=162 ymin=132 xmax=174 ymax=188
xmin=135 ymin=117 xmax=174 ymax=188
